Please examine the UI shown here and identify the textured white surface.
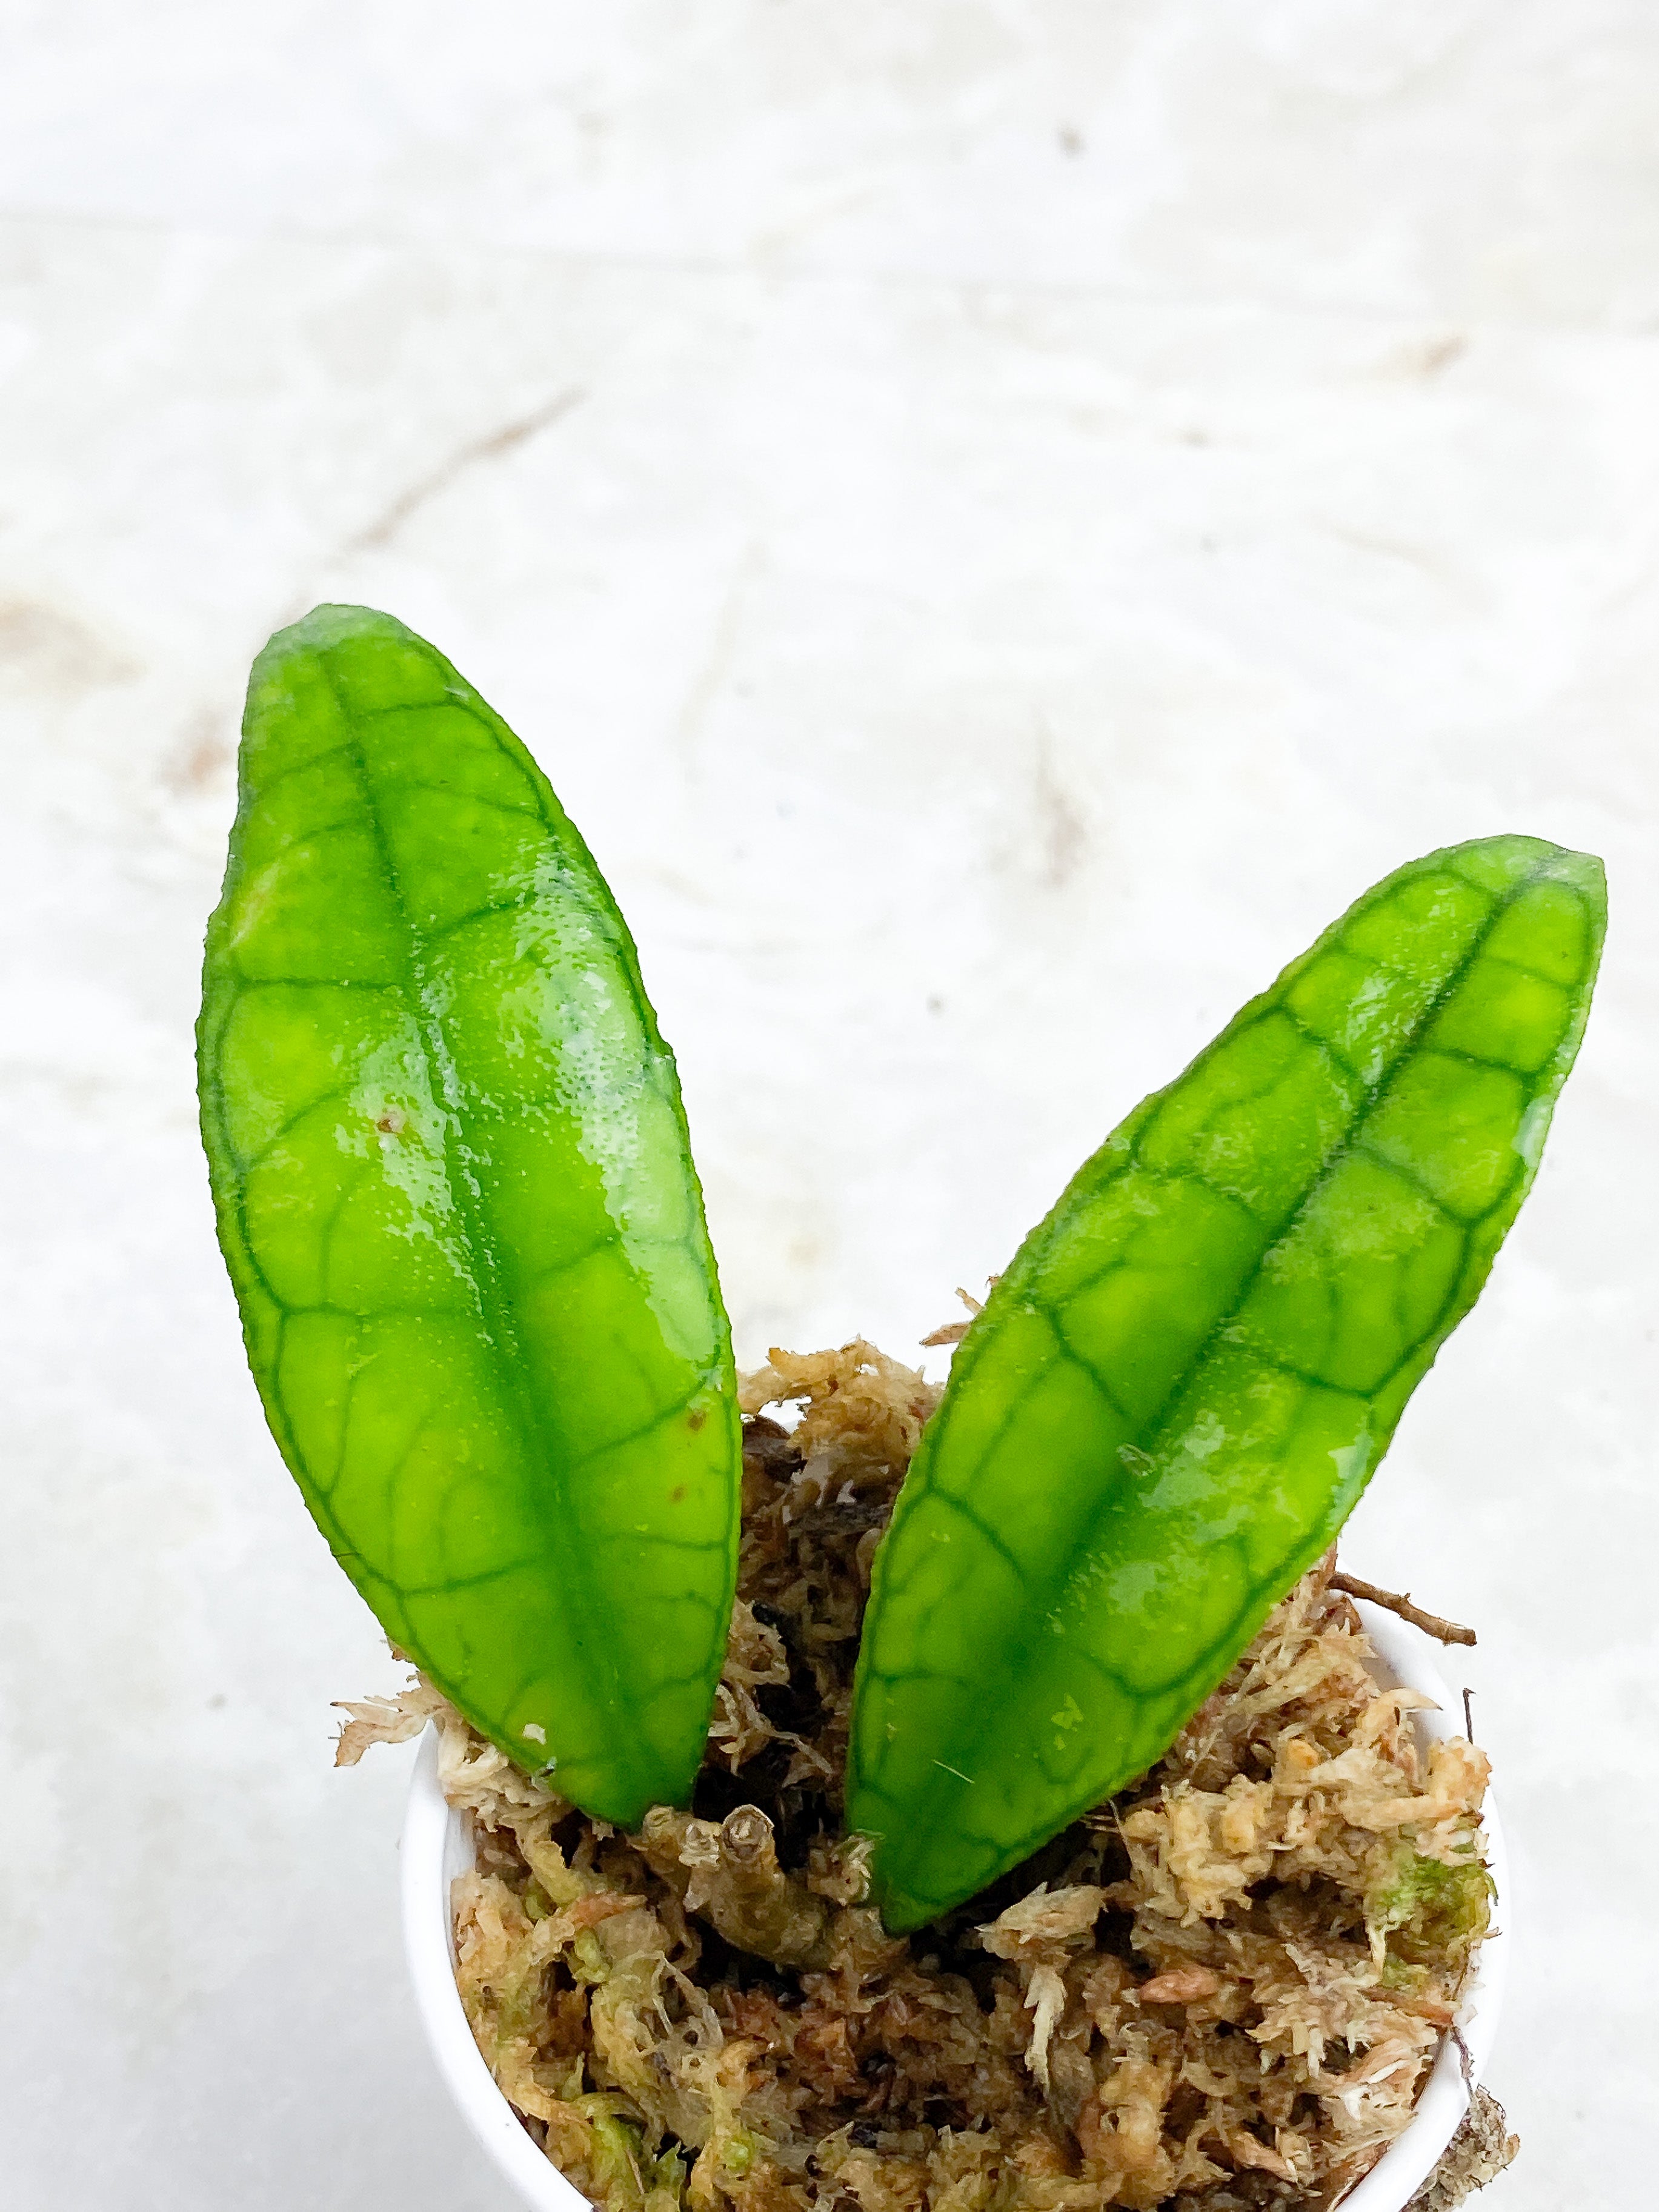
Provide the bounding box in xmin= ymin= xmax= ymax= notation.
xmin=0 ymin=7 xmax=1654 ymax=2206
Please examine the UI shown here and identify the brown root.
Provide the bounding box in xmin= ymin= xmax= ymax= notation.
xmin=1331 ymin=1572 xmax=1478 ymax=1647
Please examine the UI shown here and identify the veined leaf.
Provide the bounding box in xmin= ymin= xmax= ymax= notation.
xmin=198 ymin=605 xmax=740 ymax=1824
xmin=848 ymin=835 xmax=1604 ymax=1928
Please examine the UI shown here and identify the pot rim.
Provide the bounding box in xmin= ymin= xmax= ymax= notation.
xmin=401 ymin=1599 xmax=1508 ymax=2212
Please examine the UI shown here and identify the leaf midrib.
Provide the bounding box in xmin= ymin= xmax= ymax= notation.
xmin=313 ymin=650 xmax=630 ymax=1749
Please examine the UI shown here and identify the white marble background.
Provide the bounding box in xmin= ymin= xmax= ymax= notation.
xmin=1 ymin=4 xmax=1654 ymax=2204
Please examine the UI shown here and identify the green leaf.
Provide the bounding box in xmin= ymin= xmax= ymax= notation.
xmin=847 ymin=835 xmax=1604 ymax=1929
xmin=198 ymin=605 xmax=740 ymax=1824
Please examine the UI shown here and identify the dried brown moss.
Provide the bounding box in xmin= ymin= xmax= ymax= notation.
xmin=344 ymin=1340 xmax=1502 ymax=2212
xmin=1404 ymin=2088 xmax=1517 ymax=2210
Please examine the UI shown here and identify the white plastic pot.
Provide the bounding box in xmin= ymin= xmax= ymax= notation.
xmin=402 ymin=1602 xmax=1508 ymax=2212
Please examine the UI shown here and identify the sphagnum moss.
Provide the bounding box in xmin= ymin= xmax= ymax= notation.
xmin=347 ymin=1341 xmax=1509 ymax=2212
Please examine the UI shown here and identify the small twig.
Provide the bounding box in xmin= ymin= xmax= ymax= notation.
xmin=1331 ymin=1571 xmax=1476 ymax=1647
xmin=1450 ymin=2023 xmax=1475 ymax=2096
xmin=921 ymin=1284 xmax=986 ymax=1349
xmin=1462 ymin=1687 xmax=1476 ymax=1742
xmin=1086 ymin=1795 xmax=1132 ymax=1852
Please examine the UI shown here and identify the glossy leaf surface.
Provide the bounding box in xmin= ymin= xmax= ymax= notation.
xmin=198 ymin=605 xmax=740 ymax=1824
xmin=848 ymin=835 xmax=1604 ymax=1929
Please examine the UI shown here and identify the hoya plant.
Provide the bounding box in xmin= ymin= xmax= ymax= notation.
xmin=198 ymin=605 xmax=1604 ymax=1933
